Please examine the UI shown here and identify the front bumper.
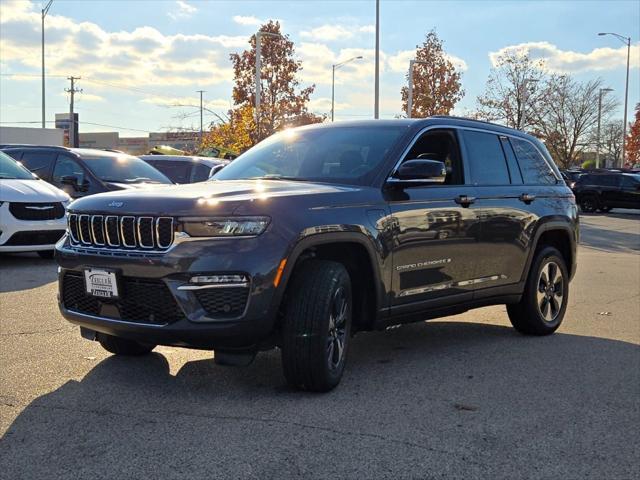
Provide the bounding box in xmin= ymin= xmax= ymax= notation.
xmin=56 ymin=231 xmax=288 ymax=350
xmin=0 ymin=203 xmax=66 ymax=252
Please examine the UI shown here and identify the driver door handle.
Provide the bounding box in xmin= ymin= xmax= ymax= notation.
xmin=455 ymin=195 xmax=476 ymax=207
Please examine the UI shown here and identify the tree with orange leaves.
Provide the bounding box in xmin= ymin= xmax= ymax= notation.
xmin=625 ymin=103 xmax=640 ymax=165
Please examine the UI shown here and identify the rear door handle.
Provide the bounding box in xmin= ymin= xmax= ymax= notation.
xmin=519 ymin=193 xmax=536 ymax=204
xmin=455 ymin=195 xmax=476 ymax=207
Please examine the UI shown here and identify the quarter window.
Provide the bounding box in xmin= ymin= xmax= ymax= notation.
xmin=461 ymin=131 xmax=510 ymax=185
xmin=510 ymin=138 xmax=556 ymax=185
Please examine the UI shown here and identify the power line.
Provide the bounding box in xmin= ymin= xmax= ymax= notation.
xmin=0 ymin=120 xmax=152 ymax=134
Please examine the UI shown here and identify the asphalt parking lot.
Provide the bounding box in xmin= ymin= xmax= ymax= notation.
xmin=1 ymin=211 xmax=639 ymax=479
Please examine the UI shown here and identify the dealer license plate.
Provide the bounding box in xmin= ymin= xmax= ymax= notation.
xmin=84 ymin=269 xmax=119 ymax=299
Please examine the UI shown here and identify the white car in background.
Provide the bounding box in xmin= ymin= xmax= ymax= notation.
xmin=0 ymin=151 xmax=70 ymax=258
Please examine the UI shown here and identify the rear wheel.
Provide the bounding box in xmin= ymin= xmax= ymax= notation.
xmin=507 ymin=246 xmax=569 ymax=335
xmin=97 ymin=333 xmax=156 ymax=356
xmin=579 ymin=195 xmax=599 ymax=213
xmin=281 ymin=260 xmax=352 ymax=392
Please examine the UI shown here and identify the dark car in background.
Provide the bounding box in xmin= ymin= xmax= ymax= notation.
xmin=572 ymin=172 xmax=640 ymax=212
xmin=139 ymin=155 xmax=228 ymax=184
xmin=1 ymin=146 xmax=172 ymax=198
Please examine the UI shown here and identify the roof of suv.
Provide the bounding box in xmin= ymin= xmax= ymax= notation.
xmin=295 ymin=116 xmax=539 ymax=142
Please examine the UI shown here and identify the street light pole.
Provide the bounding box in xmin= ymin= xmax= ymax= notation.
xmin=331 ymin=56 xmax=363 ymax=122
xmin=197 ymin=90 xmax=205 ymax=146
xmin=407 ymin=60 xmax=428 ymax=118
xmin=374 ymin=0 xmax=380 ymax=119
xmin=255 ymin=31 xmax=282 ymax=135
xmin=596 ymin=88 xmax=613 ymax=168
xmin=41 ymin=0 xmax=53 ymax=129
xmin=599 ymin=32 xmax=632 ymax=166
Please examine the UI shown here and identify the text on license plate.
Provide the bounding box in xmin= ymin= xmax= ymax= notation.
xmin=84 ymin=269 xmax=119 ymax=299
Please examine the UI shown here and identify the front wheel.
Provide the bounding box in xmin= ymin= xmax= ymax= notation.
xmin=580 ymin=196 xmax=599 ymax=213
xmin=507 ymin=246 xmax=569 ymax=335
xmin=281 ymin=260 xmax=352 ymax=392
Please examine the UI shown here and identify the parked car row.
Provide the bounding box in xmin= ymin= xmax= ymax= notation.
xmin=561 ymin=168 xmax=640 ymax=213
xmin=0 ymin=144 xmax=232 ymax=256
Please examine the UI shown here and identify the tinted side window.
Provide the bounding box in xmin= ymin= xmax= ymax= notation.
xmin=20 ymin=151 xmax=56 ymax=178
xmin=462 ymin=131 xmax=510 ymax=185
xmin=191 ymin=163 xmax=213 ymax=182
xmin=622 ymin=176 xmax=639 ymax=188
xmin=52 ymin=155 xmax=86 ymax=186
xmin=510 ymin=138 xmax=555 ymax=185
xmin=500 ymin=136 xmax=523 ymax=184
xmin=3 ymin=150 xmax=22 ymax=160
xmin=152 ymin=161 xmax=191 ymax=183
xmin=596 ymin=175 xmax=620 ymax=187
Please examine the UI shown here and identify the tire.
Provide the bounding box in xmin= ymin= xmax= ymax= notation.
xmin=37 ymin=250 xmax=54 ymax=259
xmin=579 ymin=195 xmax=599 ymax=213
xmin=507 ymin=246 xmax=569 ymax=336
xmin=281 ymin=260 xmax=352 ymax=392
xmin=97 ymin=333 xmax=156 ymax=356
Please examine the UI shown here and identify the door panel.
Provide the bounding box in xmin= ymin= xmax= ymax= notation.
xmin=387 ymin=186 xmax=480 ymax=305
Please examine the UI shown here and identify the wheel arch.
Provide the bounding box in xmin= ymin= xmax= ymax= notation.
xmin=526 ymin=220 xmax=578 ymax=281
xmin=274 ymin=232 xmax=384 ymax=332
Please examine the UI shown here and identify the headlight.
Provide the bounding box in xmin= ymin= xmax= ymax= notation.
xmin=180 ymin=216 xmax=270 ymax=237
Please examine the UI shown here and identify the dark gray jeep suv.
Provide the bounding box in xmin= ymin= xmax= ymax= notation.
xmin=56 ymin=117 xmax=578 ymax=391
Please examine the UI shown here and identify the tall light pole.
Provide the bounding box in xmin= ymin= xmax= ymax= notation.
xmin=196 ymin=90 xmax=205 ymax=145
xmin=407 ymin=60 xmax=428 ymax=118
xmin=331 ymin=56 xmax=363 ymax=122
xmin=599 ymin=32 xmax=631 ymax=166
xmin=596 ymin=88 xmax=614 ymax=168
xmin=374 ymin=0 xmax=380 ymax=119
xmin=41 ymin=0 xmax=54 ymax=128
xmin=255 ymin=30 xmax=282 ymax=135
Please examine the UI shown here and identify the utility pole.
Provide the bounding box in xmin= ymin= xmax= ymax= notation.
xmin=65 ymin=76 xmax=81 ymax=148
xmin=596 ymin=88 xmax=613 ymax=168
xmin=197 ymin=90 xmax=205 ymax=146
xmin=598 ymin=32 xmax=631 ymax=166
xmin=41 ymin=0 xmax=53 ymax=128
xmin=374 ymin=0 xmax=380 ymax=119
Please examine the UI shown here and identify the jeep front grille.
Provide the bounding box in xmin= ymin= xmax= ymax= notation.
xmin=68 ymin=214 xmax=174 ymax=252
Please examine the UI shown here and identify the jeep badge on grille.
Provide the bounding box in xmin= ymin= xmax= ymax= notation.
xmin=108 ymin=201 xmax=124 ymax=208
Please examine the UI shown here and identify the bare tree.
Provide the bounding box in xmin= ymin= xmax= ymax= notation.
xmin=533 ymin=76 xmax=618 ymax=169
xmin=476 ymin=51 xmax=548 ymax=131
xmin=601 ymin=120 xmax=624 ymax=166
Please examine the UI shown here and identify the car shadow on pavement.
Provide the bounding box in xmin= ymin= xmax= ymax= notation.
xmin=0 ymin=253 xmax=58 ymax=293
xmin=1 ymin=321 xmax=638 ymax=479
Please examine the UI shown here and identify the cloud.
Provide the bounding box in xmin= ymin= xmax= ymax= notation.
xmin=0 ymin=2 xmax=242 ymax=88
xmin=73 ymin=92 xmax=106 ymax=103
xmin=168 ymin=1 xmax=197 ymax=20
xmin=387 ymin=49 xmax=469 ymax=73
xmin=297 ymin=43 xmax=382 ymax=85
xmin=232 ymin=15 xmax=263 ymax=26
xmin=489 ymin=41 xmax=639 ymax=73
xmin=300 ymin=23 xmax=375 ymax=42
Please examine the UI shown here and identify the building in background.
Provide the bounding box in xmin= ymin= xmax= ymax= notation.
xmin=0 ymin=126 xmax=64 ymax=146
xmin=149 ymin=132 xmax=198 ymax=152
xmin=55 ymin=113 xmax=79 ymax=147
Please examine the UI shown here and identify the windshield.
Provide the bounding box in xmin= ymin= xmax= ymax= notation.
xmin=214 ymin=126 xmax=407 ymax=186
xmin=0 ymin=151 xmax=35 ymax=180
xmin=83 ymin=153 xmax=172 ymax=184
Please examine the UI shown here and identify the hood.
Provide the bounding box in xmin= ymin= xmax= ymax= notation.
xmin=0 ymin=178 xmax=70 ymax=203
xmin=68 ymin=179 xmax=365 ymax=216
xmin=104 ymin=181 xmax=169 ymax=191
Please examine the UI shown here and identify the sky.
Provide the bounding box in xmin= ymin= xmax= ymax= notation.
xmin=0 ymin=0 xmax=638 ymax=137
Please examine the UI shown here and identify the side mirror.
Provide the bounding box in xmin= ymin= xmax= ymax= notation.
xmin=61 ymin=175 xmax=89 ymax=192
xmin=392 ymin=159 xmax=446 ymax=183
